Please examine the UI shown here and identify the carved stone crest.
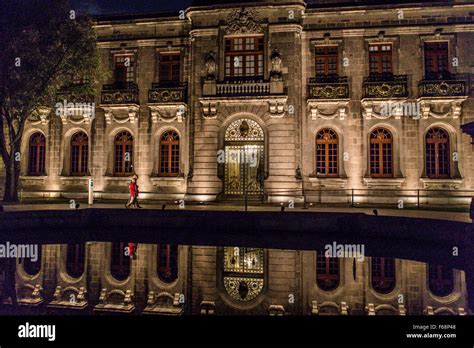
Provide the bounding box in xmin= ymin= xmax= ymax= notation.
xmin=225 ymin=8 xmax=262 ymax=35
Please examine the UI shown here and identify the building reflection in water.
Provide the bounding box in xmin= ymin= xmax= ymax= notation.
xmin=0 ymin=243 xmax=468 ymax=316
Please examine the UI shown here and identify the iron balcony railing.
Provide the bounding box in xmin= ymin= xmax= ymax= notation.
xmin=419 ymin=72 xmax=468 ymax=97
xmin=362 ymin=74 xmax=409 ymax=99
xmin=101 ymin=82 xmax=139 ymax=105
xmin=308 ymin=75 xmax=350 ymax=99
xmin=216 ymin=76 xmax=270 ymax=97
xmin=148 ymin=81 xmax=187 ymax=103
xmin=56 ymin=83 xmax=95 ymax=104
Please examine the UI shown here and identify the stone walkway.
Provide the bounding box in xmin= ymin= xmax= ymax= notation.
xmin=1 ymin=202 xmax=471 ymax=223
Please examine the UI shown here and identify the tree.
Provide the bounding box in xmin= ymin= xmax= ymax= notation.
xmin=0 ymin=0 xmax=101 ymax=202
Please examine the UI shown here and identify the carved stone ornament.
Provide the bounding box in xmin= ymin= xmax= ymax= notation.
xmin=205 ymin=52 xmax=217 ymax=80
xmin=225 ymin=8 xmax=262 ymax=35
xmin=270 ymin=48 xmax=282 ymax=79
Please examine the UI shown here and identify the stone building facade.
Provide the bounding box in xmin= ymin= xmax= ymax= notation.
xmin=0 ymin=0 xmax=473 ymax=204
xmin=0 ymin=243 xmax=468 ymax=315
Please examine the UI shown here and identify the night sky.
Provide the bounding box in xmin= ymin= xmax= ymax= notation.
xmin=70 ymin=0 xmax=431 ymax=16
xmin=71 ymin=0 xmax=195 ymax=15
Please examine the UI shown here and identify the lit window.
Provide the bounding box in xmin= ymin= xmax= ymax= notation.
xmin=369 ymin=44 xmax=392 ymax=76
xmin=71 ymin=132 xmax=89 ymax=176
xmin=316 ymin=129 xmax=338 ymax=176
xmin=370 ymin=128 xmax=393 ymax=177
xmin=426 ymin=128 xmax=450 ymax=178
xmin=114 ymin=131 xmax=133 ymax=176
xmin=159 ymin=131 xmax=180 ymax=176
xmin=114 ymin=55 xmax=135 ymax=83
xmin=225 ymin=37 xmax=264 ymax=78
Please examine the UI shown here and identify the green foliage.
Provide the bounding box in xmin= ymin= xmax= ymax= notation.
xmin=0 ymin=0 xmax=103 ymax=201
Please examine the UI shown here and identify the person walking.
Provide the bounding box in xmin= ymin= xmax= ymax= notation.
xmin=125 ymin=175 xmax=142 ymax=208
xmin=132 ymin=175 xmax=142 ymax=208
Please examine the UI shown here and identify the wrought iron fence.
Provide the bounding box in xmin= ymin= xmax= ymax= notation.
xmin=362 ymin=74 xmax=408 ymax=98
xmin=308 ymin=76 xmax=350 ymax=99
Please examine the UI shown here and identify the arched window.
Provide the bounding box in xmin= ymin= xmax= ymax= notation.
xmin=71 ymin=132 xmax=89 ymax=176
xmin=66 ymin=243 xmax=85 ymax=278
xmin=114 ymin=131 xmax=133 ymax=176
xmin=223 ymin=247 xmax=264 ymax=301
xmin=157 ymin=244 xmax=178 ymax=283
xmin=159 ymin=131 xmax=180 ymax=176
xmin=316 ymin=252 xmax=340 ymax=291
xmin=111 ymin=242 xmax=130 ymax=281
xmin=370 ymin=128 xmax=393 ymax=177
xmin=316 ymin=129 xmax=338 ymax=176
xmin=371 ymin=257 xmax=395 ymax=294
xmin=20 ymin=246 xmax=42 ymax=276
xmin=426 ymin=128 xmax=450 ymax=178
xmin=428 ymin=264 xmax=454 ymax=297
xmin=28 ymin=132 xmax=46 ymax=176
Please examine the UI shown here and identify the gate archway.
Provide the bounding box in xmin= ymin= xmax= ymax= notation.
xmin=224 ymin=118 xmax=265 ymax=196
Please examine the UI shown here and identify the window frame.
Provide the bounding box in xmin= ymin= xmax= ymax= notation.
xmin=158 ymin=52 xmax=181 ymax=84
xmin=159 ymin=130 xmax=180 ymax=177
xmin=424 ymin=41 xmax=449 ymax=79
xmin=28 ymin=132 xmax=46 ymax=176
xmin=315 ymin=46 xmax=339 ymax=77
xmin=70 ymin=131 xmax=89 ymax=176
xmin=114 ymin=54 xmax=135 ymax=84
xmin=371 ymin=257 xmax=396 ymax=294
xmin=369 ymin=43 xmax=393 ymax=76
xmin=224 ymin=36 xmax=264 ymax=79
xmin=316 ymin=128 xmax=339 ymax=177
xmin=113 ymin=131 xmax=134 ymax=176
xmin=316 ymin=253 xmax=340 ymax=291
xmin=370 ymin=128 xmax=393 ymax=178
xmin=157 ymin=244 xmax=178 ymax=283
xmin=425 ymin=127 xmax=450 ymax=179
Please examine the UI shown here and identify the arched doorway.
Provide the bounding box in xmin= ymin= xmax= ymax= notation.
xmin=224 ymin=118 xmax=264 ymax=196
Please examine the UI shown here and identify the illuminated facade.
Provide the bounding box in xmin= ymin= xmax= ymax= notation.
xmin=1 ymin=0 xmax=473 ymax=203
xmin=0 ymin=243 xmax=468 ymax=315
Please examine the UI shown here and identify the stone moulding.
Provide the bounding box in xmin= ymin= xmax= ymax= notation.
xmin=149 ymin=104 xmax=187 ymax=123
xmin=360 ymin=98 xmax=408 ymax=120
xmin=48 ymin=286 xmax=88 ymax=309
xmin=102 ymin=106 xmax=140 ymax=124
xmin=94 ymin=288 xmax=135 ymax=313
xmin=143 ymin=292 xmax=184 ymax=315
xmin=308 ymin=100 xmax=349 ymax=120
xmin=17 ymin=284 xmax=44 ymax=306
xmin=417 ymin=97 xmax=467 ymax=119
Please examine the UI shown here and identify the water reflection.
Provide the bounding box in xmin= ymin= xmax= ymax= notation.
xmin=0 ymin=242 xmax=469 ymax=315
